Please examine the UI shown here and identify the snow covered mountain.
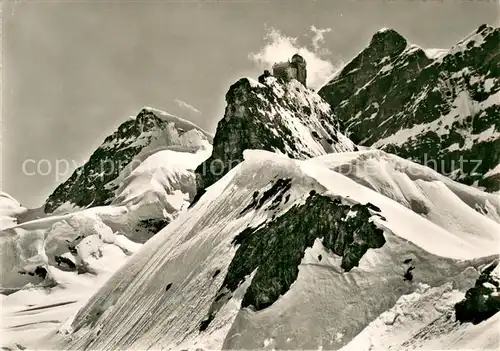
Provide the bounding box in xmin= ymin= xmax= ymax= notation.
xmin=1 ymin=109 xmax=213 ymax=290
xmin=2 ymin=105 xmax=214 ymax=288
xmin=0 ymin=202 xmax=146 ymax=348
xmin=45 ymin=150 xmax=499 ymax=351
xmin=2 ymin=28 xmax=499 ymax=351
xmin=1 ymin=108 xmax=215 ymax=347
xmin=44 ymin=107 xmax=212 ymax=214
xmin=1 ymin=206 xmax=141 ymax=292
xmin=38 ymin=107 xmax=213 ymax=243
xmin=312 ymin=149 xmax=500 ymax=226
xmin=319 ymin=24 xmax=500 ymax=192
xmin=194 ymin=75 xmax=355 ymax=198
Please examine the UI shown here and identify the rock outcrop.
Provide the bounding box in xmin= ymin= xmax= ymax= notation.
xmin=199 ymin=192 xmax=385 ymax=331
xmin=455 ymin=259 xmax=500 ymax=324
xmin=194 ymin=76 xmax=355 ymax=198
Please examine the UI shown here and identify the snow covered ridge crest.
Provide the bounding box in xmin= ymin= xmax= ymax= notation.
xmin=43 ymin=107 xmax=212 ymax=214
xmin=319 ymin=24 xmax=500 ymax=192
xmin=311 ymin=149 xmax=500 ymax=225
xmin=198 ymin=191 xmax=386 ymax=331
xmin=194 ymin=74 xmax=356 ymax=198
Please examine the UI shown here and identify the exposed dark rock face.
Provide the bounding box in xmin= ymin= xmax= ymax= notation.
xmin=194 ymin=77 xmax=355 ymax=197
xmin=135 ymin=218 xmax=169 ymax=236
xmin=403 ymin=266 xmax=415 ymax=281
xmin=455 ymin=259 xmax=500 ymax=324
xmin=200 ymin=193 xmax=385 ymax=329
xmin=212 ymin=269 xmax=221 ymax=279
xmin=240 ymin=178 xmax=292 ymax=214
xmin=44 ymin=108 xmax=211 ymax=213
xmin=319 ymin=25 xmax=500 ymax=191
xmin=199 ymin=315 xmax=214 ymax=332
xmin=319 ymin=28 xmax=411 ymax=113
xmin=34 ymin=266 xmax=48 ymax=279
xmin=55 ymin=255 xmax=77 ymax=270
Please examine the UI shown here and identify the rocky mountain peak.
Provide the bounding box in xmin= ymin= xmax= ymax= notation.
xmin=370 ymin=27 xmax=407 ymax=48
xmin=457 ymin=23 xmax=496 ymax=48
xmin=193 ymin=75 xmax=355 ymax=198
xmin=319 ymin=25 xmax=500 ymax=192
xmin=44 ymin=107 xmax=212 ymax=214
xmin=135 ymin=108 xmax=162 ymax=129
xmin=318 ymin=28 xmax=411 ymax=106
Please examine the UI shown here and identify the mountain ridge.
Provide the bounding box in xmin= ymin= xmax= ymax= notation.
xmin=319 ymin=23 xmax=500 ymax=192
xmin=60 ymin=150 xmax=500 ymax=350
xmin=2 ymin=25 xmax=499 ymax=351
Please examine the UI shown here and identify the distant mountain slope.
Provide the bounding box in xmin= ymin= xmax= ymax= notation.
xmin=44 ymin=107 xmax=212 ymax=214
xmin=319 ymin=24 xmax=500 ymax=192
xmin=0 ymin=192 xmax=27 ymax=230
xmin=108 ymin=147 xmax=212 ymax=242
xmin=194 ymin=76 xmax=356 ymax=197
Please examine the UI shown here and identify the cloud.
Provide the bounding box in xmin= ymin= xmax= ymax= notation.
xmin=248 ymin=26 xmax=339 ymax=90
xmin=310 ymin=25 xmax=332 ymax=52
xmin=175 ymin=99 xmax=202 ymax=114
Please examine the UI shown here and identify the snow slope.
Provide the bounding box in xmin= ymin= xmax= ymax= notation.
xmin=0 ymin=206 xmax=138 ymax=292
xmin=46 ymin=150 xmax=499 ymax=350
xmin=113 ymin=147 xmax=211 ymax=213
xmin=311 ymin=149 xmax=500 ymax=225
xmin=1 ymin=142 xmax=212 ymax=349
xmin=0 ymin=203 xmax=143 ymax=350
xmin=301 ymin=152 xmax=499 ymax=258
xmin=340 ymin=281 xmax=500 ymax=351
xmin=0 ymin=230 xmax=141 ymax=350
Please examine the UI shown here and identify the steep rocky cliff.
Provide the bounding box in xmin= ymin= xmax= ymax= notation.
xmin=194 ymin=76 xmax=355 ymax=196
xmin=319 ymin=25 xmax=500 ymax=191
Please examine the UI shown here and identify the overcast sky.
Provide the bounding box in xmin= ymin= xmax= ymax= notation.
xmin=2 ymin=0 xmax=498 ymax=208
